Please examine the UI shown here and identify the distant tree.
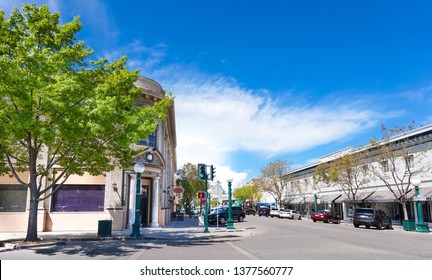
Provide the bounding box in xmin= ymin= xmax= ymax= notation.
xmin=176 ymin=163 xmax=205 ymax=213
xmin=365 ymin=121 xmax=432 ymax=220
xmin=233 ymin=184 xmax=262 ymax=206
xmin=0 ymin=4 xmax=173 ymax=242
xmin=256 ymin=159 xmax=293 ymax=208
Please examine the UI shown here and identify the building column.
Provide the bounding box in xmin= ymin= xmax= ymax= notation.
xmin=150 ymin=176 xmax=160 ymax=227
xmin=128 ymin=174 xmax=137 ymax=229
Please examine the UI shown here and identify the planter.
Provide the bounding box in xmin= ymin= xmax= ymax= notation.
xmin=402 ymin=220 xmax=416 ymax=231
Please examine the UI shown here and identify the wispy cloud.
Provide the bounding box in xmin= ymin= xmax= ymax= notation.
xmin=143 ymin=64 xmax=387 ymax=186
xmin=104 ymin=40 xmax=168 ymax=72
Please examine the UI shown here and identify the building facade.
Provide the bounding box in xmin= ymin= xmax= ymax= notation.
xmin=282 ymin=125 xmax=432 ymax=228
xmin=0 ymin=77 xmax=177 ymax=232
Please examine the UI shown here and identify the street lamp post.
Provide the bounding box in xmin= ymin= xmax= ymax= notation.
xmin=226 ymin=178 xmax=235 ymax=230
xmin=313 ymin=190 xmax=318 ymax=212
xmin=131 ymin=162 xmax=145 ymax=237
xmin=412 ymin=179 xmax=429 ymax=233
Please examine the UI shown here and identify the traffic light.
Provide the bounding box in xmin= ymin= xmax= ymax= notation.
xmin=209 ymin=165 xmax=216 ymax=181
xmin=197 ymin=191 xmax=205 ymax=199
xmin=198 ymin=163 xmax=207 ymax=180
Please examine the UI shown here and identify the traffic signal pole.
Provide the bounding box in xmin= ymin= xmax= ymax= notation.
xmin=204 ymin=177 xmax=210 ymax=233
xmin=197 ymin=163 xmax=214 ymax=234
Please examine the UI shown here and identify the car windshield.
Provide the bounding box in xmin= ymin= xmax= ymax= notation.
xmin=211 ymin=208 xmax=227 ymax=214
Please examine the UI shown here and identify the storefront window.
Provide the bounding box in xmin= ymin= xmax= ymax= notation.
xmin=51 ymin=185 xmax=105 ymax=212
xmin=0 ymin=185 xmax=27 ymax=212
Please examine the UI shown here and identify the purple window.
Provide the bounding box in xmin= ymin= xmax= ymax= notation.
xmin=51 ymin=185 xmax=105 ymax=212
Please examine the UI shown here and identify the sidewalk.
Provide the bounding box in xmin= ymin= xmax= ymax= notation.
xmin=0 ymin=216 xmax=252 ymax=250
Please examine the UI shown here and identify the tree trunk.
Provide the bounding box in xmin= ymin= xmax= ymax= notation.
xmin=401 ymin=202 xmax=409 ymax=221
xmin=25 ymin=186 xmax=39 ymax=242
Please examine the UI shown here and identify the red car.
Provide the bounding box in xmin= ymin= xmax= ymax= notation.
xmin=311 ymin=210 xmax=341 ymax=224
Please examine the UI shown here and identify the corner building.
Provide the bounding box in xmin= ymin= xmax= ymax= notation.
xmin=0 ymin=77 xmax=177 ymax=232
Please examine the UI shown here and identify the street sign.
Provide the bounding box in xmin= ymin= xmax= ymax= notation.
xmin=414 ymin=195 xmax=426 ymax=201
xmin=173 ymin=186 xmax=184 ymax=194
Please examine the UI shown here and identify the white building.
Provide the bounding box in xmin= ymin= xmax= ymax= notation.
xmin=282 ymin=124 xmax=432 ymax=228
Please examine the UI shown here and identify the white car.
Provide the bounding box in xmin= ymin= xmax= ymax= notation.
xmin=269 ymin=207 xmax=280 ymax=218
xmin=279 ymin=209 xmax=301 ymax=220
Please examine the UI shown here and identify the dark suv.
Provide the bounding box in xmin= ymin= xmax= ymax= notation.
xmin=258 ymin=206 xmax=270 ymax=217
xmin=208 ymin=206 xmax=246 ymax=225
xmin=353 ymin=208 xmax=393 ymax=230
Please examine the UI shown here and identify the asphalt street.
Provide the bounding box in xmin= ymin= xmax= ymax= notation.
xmin=1 ymin=214 xmax=432 ymax=260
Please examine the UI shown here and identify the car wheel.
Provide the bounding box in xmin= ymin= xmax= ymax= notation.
xmin=298 ymin=216 xmax=301 ymax=220
xmin=219 ymin=217 xmax=226 ymax=224
xmin=376 ymin=222 xmax=382 ymax=230
xmin=353 ymin=223 xmax=359 ymax=228
xmin=324 ymin=218 xmax=329 ymax=223
xmin=313 ymin=219 xmax=317 ymax=222
xmin=366 ymin=225 xmax=370 ymax=229
xmin=387 ymin=222 xmax=393 ymax=229
xmin=239 ymin=215 xmax=244 ymax=222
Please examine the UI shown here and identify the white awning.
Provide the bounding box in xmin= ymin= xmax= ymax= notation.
xmin=318 ymin=193 xmax=343 ymax=203
xmin=289 ymin=195 xmax=312 ymax=204
xmin=364 ymin=190 xmax=398 ymax=202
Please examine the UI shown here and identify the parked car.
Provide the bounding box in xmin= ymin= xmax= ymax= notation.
xmin=353 ymin=208 xmax=393 ymax=230
xmin=279 ymin=209 xmax=302 ymax=220
xmin=311 ymin=210 xmax=341 ymax=224
xmin=258 ymin=206 xmax=270 ymax=217
xmin=270 ymin=207 xmax=280 ymax=218
xmin=208 ymin=206 xmax=246 ymax=225
xmin=244 ymin=207 xmax=256 ymax=215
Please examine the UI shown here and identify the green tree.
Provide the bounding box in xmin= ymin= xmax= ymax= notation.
xmin=176 ymin=163 xmax=205 ymax=213
xmin=0 ymin=4 xmax=173 ymax=241
xmin=233 ymin=184 xmax=262 ymax=206
xmin=314 ymin=152 xmax=369 ymax=201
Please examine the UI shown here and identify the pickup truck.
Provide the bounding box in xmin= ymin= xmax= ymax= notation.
xmin=311 ymin=210 xmax=341 ymax=224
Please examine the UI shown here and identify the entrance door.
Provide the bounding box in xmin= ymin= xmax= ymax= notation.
xmin=140 ymin=178 xmax=152 ymax=227
xmin=140 ymin=185 xmax=149 ymax=226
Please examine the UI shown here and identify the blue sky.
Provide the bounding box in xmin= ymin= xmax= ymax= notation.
xmin=3 ymin=0 xmax=432 ymax=188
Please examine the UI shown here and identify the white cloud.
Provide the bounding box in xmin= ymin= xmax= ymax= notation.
xmin=146 ymin=64 xmax=383 ymax=186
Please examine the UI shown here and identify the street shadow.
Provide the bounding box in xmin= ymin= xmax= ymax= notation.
xmin=28 ymin=235 xmax=239 ymax=258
